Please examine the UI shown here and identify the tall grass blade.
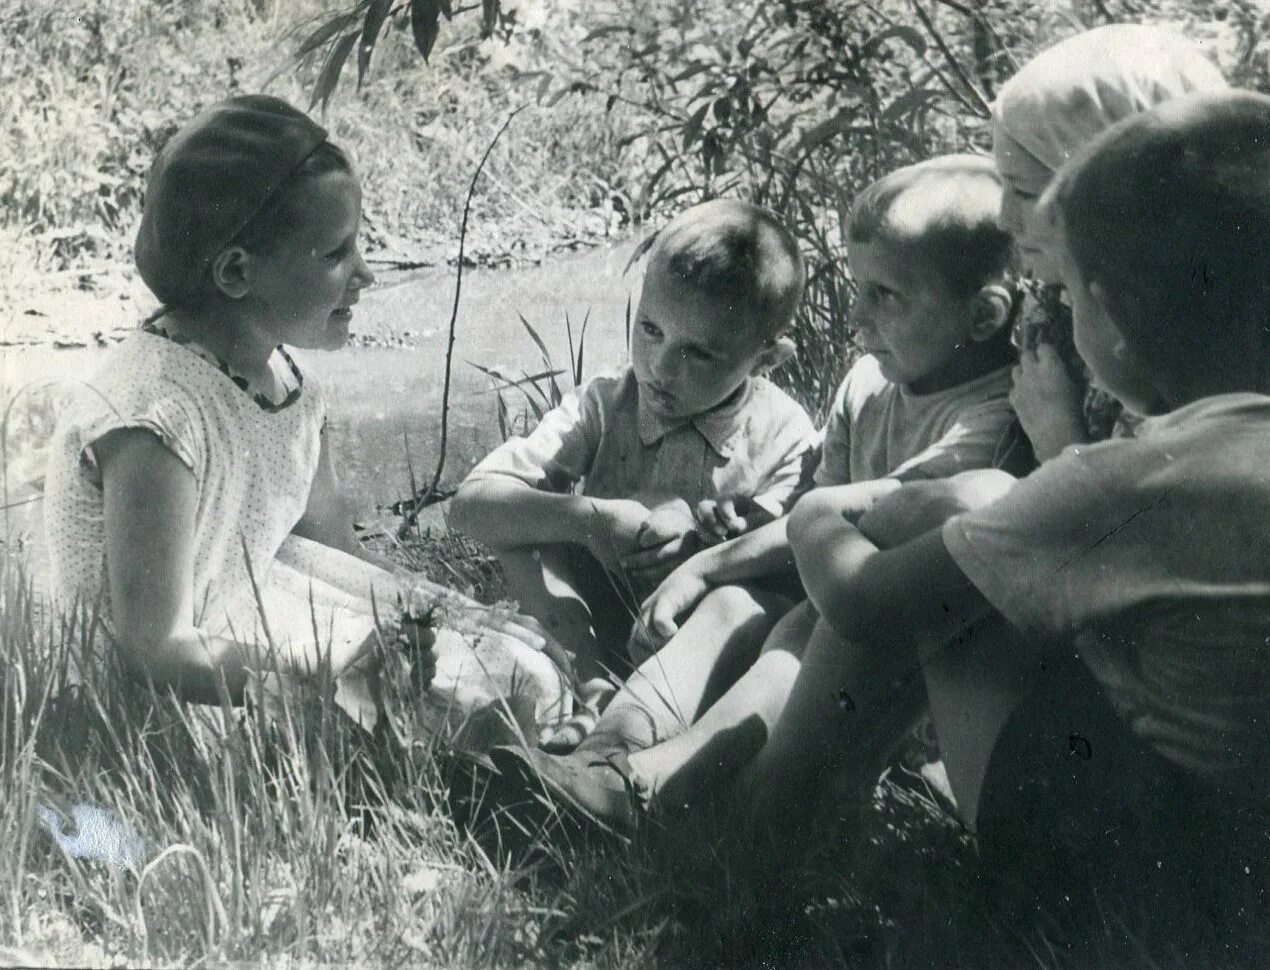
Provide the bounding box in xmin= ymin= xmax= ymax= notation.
xmin=516 ymin=312 xmax=553 ymax=371
xmin=575 ymin=308 xmax=590 ymax=385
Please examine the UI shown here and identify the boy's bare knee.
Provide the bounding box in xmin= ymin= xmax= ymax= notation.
xmin=949 ymin=468 xmax=1016 ymax=508
xmin=699 ymin=584 xmax=791 ymax=625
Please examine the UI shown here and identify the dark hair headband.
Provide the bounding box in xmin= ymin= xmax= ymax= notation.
xmin=134 ymin=95 xmax=328 ymax=306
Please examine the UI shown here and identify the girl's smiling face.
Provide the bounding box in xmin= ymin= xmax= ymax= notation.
xmin=241 ymin=170 xmax=375 ymax=351
xmin=993 ymin=124 xmax=1061 ymax=283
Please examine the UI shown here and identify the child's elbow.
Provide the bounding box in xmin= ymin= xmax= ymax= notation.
xmin=448 ymin=483 xmax=488 ymax=536
xmin=787 ymin=492 xmax=830 ymax=545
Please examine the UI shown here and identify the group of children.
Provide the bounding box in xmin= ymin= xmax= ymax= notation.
xmin=43 ymin=20 xmax=1269 ymax=938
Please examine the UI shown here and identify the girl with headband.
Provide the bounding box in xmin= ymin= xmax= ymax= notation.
xmin=43 ymin=96 xmax=569 ymax=738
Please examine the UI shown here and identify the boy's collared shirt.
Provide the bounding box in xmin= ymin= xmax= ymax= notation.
xmin=464 ymin=366 xmax=816 ymax=518
xmin=943 ymin=392 xmax=1270 ymax=796
xmin=815 ymin=354 xmax=1017 ymax=487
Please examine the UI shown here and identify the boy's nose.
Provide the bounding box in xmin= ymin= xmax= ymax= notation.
xmin=352 ymin=250 xmax=376 ymax=289
xmin=650 ymin=346 xmax=684 ymax=385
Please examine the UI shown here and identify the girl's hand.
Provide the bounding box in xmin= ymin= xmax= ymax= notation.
xmin=1010 ymin=342 xmax=1089 ymax=462
xmin=388 ymin=605 xmax=438 ymax=690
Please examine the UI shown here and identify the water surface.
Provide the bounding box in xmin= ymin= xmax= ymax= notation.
xmin=2 ymin=242 xmax=641 ymax=520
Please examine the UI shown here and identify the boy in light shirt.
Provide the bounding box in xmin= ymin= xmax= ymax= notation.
xmin=452 ymin=200 xmax=817 ymax=748
xmin=490 ymin=155 xmax=1027 ymax=823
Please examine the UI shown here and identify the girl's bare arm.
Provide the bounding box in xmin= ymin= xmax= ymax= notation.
xmin=98 ymin=430 xmax=369 ymax=703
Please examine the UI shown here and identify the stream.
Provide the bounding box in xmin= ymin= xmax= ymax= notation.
xmin=2 ymin=241 xmax=641 ymax=523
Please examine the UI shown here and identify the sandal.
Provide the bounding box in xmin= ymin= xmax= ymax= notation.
xmin=489 ymin=743 xmax=645 ymax=837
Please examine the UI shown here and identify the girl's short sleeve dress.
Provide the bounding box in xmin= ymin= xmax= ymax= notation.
xmin=44 ymin=329 xmax=324 ymax=641
xmin=43 ymin=329 xmax=569 ymax=739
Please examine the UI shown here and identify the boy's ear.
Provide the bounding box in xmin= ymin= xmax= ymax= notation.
xmin=1088 ymin=280 xmax=1143 ymax=366
xmin=967 ymin=284 xmax=1014 ymax=343
xmin=753 ymin=334 xmax=797 ymax=375
xmin=210 ymin=247 xmax=252 ymax=300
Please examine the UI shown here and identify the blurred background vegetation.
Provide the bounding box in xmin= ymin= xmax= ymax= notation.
xmin=4 ymin=0 xmax=1267 ymax=414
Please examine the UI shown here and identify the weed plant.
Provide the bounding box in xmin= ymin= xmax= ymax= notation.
xmin=0 ymin=0 xmax=630 ymax=327
xmin=2 ymin=514 xmax=1267 ymax=967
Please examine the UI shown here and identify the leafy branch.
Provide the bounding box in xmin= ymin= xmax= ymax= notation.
xmin=299 ymin=0 xmax=507 ymax=112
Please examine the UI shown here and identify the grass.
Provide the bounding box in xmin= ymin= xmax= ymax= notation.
xmin=6 ymin=0 xmax=1270 ymax=962
xmin=4 ymin=517 xmax=1267 ymax=968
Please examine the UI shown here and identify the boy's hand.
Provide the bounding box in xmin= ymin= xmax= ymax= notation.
xmin=585 ymin=498 xmax=654 ymax=569
xmin=1010 ymin=341 xmax=1089 ymax=462
xmin=639 ymin=498 xmax=699 ymax=546
xmin=638 ymin=561 xmax=712 ymax=643
xmin=694 ymin=495 xmax=774 ymax=542
xmin=622 ymin=498 xmax=703 ymax=585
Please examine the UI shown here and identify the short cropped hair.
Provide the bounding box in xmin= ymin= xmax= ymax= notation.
xmin=849 ymin=155 xmax=1016 ymax=296
xmin=1049 ymin=91 xmax=1270 ymax=380
xmin=650 ymin=199 xmax=805 ymax=336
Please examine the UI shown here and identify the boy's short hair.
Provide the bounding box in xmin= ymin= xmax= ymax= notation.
xmin=849 ymin=155 xmax=1016 ymax=297
xmin=650 ymin=199 xmax=805 ymax=337
xmin=1049 ymin=91 xmax=1270 ymax=378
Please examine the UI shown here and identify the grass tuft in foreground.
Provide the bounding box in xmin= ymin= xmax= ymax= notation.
xmin=2 ymin=537 xmax=1267 ymax=967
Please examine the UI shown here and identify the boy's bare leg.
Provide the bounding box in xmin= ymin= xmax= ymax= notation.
xmin=624 ymin=598 xmax=819 ymax=811
xmin=581 ymin=584 xmax=794 ymax=755
xmin=920 ymin=615 xmax=1037 ymax=830
xmin=739 ymin=617 xmax=927 ymax=841
xmin=739 ymin=614 xmax=1029 ymax=862
xmin=497 ymin=545 xmax=603 ymax=676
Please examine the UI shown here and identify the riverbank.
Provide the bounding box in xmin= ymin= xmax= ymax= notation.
xmin=0 ymin=0 xmax=637 ymax=351
xmin=2 ymin=241 xmax=641 ymax=527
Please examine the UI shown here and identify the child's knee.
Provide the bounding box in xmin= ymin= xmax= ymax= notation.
xmin=948 ymin=468 xmax=1016 ymax=508
xmin=699 ymin=584 xmax=773 ymax=622
xmin=695 ymin=584 xmax=794 ymax=635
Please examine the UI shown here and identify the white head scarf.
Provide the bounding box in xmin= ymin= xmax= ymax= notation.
xmin=994 ymin=24 xmax=1227 ymax=173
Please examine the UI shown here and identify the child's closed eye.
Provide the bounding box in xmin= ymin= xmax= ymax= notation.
xmin=325 ymin=237 xmax=357 ymax=261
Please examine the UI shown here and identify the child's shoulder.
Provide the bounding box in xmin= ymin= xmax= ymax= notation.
xmin=745 ymin=375 xmax=815 ymax=428
xmin=72 ymin=329 xmax=188 ymax=407
xmin=66 ymin=328 xmax=322 ymax=432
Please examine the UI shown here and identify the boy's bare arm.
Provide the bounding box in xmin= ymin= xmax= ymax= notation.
xmin=788 ymin=502 xmax=994 ymax=656
xmin=450 ymin=479 xmax=651 ymax=567
xmin=855 ymin=469 xmax=1016 ymax=549
xmin=637 ymin=478 xmax=902 ymax=640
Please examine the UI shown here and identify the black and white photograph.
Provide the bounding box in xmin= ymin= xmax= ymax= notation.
xmin=2 ymin=0 xmax=1269 ymax=966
